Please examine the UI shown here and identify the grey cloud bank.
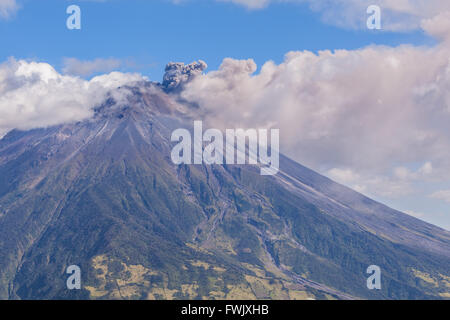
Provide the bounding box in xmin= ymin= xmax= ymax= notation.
xmin=176 ymin=14 xmax=450 ymax=209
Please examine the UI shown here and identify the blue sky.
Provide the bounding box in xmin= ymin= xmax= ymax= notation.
xmin=0 ymin=0 xmax=433 ymax=79
xmin=0 ymin=0 xmax=449 ymax=230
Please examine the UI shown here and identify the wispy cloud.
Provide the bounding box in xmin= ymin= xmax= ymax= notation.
xmin=429 ymin=190 xmax=450 ymax=203
xmin=217 ymin=0 xmax=270 ymax=9
xmin=62 ymin=57 xmax=124 ymax=77
xmin=217 ymin=0 xmax=450 ymax=31
xmin=0 ymin=0 xmax=19 ymax=19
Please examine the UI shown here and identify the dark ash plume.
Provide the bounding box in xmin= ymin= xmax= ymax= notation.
xmin=162 ymin=60 xmax=207 ymax=92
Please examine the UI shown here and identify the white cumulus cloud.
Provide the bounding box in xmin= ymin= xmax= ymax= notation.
xmin=0 ymin=58 xmax=145 ymax=137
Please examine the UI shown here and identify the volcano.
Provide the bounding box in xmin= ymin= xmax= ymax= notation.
xmin=0 ymin=76 xmax=449 ymax=300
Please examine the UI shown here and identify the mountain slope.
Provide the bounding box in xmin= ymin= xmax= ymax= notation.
xmin=0 ymin=82 xmax=449 ymax=300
